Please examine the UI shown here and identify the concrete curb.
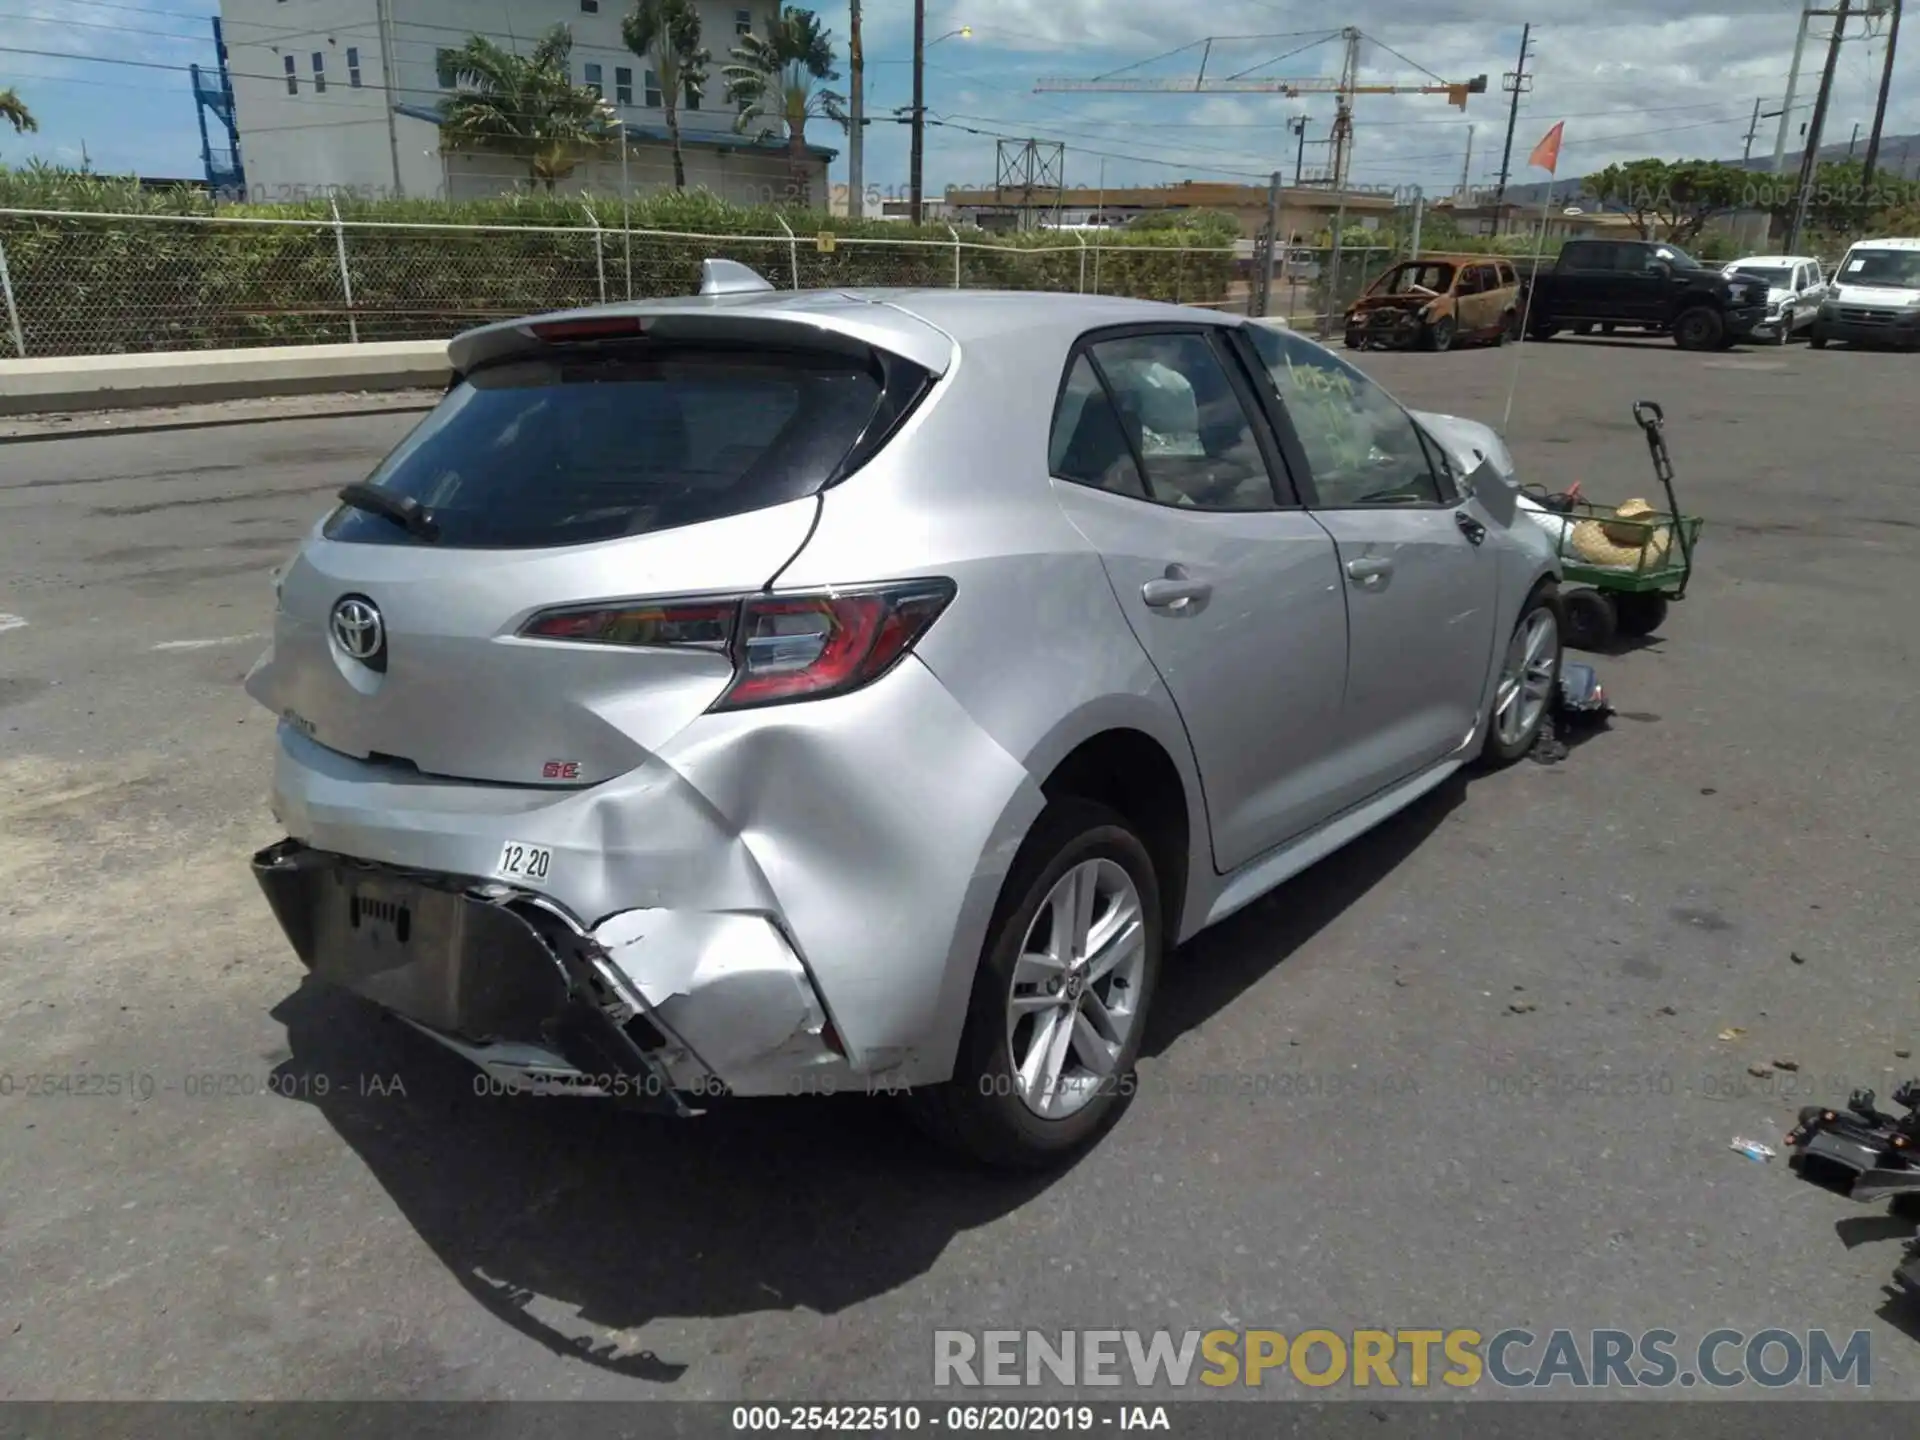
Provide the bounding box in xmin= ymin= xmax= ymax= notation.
xmin=0 ymin=339 xmax=453 ymax=419
xmin=0 ymin=395 xmax=441 ymax=445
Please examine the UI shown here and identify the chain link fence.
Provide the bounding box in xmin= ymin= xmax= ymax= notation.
xmin=0 ymin=208 xmax=1241 ymax=359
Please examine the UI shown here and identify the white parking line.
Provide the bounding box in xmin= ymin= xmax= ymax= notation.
xmin=0 ymin=614 xmax=26 ymax=633
xmin=151 ymin=633 xmax=266 ymax=652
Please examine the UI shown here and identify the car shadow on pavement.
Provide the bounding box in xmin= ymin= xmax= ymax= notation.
xmin=269 ymin=983 xmax=1056 ymax=1381
xmin=1143 ymin=772 xmax=1468 ymax=1057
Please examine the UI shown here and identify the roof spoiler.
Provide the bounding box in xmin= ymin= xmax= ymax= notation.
xmin=700 ymin=258 xmax=777 ymax=297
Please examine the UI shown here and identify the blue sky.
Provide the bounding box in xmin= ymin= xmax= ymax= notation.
xmin=4 ymin=1 xmax=1917 ymax=192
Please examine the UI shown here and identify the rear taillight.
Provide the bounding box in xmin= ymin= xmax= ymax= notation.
xmin=518 ymin=580 xmax=955 ymax=711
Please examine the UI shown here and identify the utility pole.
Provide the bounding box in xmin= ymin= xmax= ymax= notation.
xmin=909 ymin=0 xmax=926 ymax=225
xmin=1849 ymin=120 xmax=1861 ymax=155
xmin=1743 ymin=97 xmax=1764 ymax=160
xmin=1788 ymin=0 xmax=1854 ymax=253
xmin=1459 ymin=124 xmax=1476 ymax=200
xmin=1289 ymin=114 xmax=1311 ymax=186
xmin=1772 ymin=6 xmax=1814 ymax=174
xmin=1494 ymin=23 xmax=1534 ymax=230
xmin=848 ymin=0 xmax=864 ymax=219
xmin=375 ymin=0 xmax=405 ymax=197
xmin=1862 ymin=0 xmax=1903 ymax=186
xmin=1255 ymin=170 xmax=1281 ymax=317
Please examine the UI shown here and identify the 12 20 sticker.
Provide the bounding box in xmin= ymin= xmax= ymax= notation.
xmin=496 ymin=841 xmax=554 ymax=884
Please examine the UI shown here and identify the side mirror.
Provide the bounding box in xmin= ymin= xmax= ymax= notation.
xmin=1649 ymin=260 xmax=1673 ymax=278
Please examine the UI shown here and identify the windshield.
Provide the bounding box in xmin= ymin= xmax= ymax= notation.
xmin=1375 ymin=262 xmax=1455 ymax=296
xmin=1730 ymin=265 xmax=1794 ymax=290
xmin=1838 ymin=248 xmax=1920 ymax=289
xmin=324 ymin=344 xmax=891 ymax=549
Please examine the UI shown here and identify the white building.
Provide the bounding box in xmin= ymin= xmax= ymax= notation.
xmin=217 ymin=0 xmax=833 ymax=205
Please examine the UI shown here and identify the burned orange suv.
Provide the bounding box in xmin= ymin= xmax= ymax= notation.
xmin=1344 ymin=255 xmax=1524 ymax=352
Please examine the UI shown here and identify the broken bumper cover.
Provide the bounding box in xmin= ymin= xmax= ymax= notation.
xmin=1347 ymin=308 xmax=1425 ymax=347
xmin=251 ymin=839 xmax=848 ymax=1107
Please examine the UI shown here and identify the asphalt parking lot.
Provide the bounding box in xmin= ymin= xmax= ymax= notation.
xmin=2 ymin=334 xmax=1918 ymax=1403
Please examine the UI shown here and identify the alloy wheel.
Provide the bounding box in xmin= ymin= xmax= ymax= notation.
xmin=1005 ymin=858 xmax=1147 ymax=1120
xmin=1493 ymin=608 xmax=1559 ymax=750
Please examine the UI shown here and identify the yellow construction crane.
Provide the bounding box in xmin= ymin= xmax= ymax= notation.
xmin=1035 ymin=28 xmax=1489 ymax=190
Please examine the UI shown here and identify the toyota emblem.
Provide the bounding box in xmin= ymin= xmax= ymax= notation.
xmin=330 ymin=595 xmax=386 ymax=669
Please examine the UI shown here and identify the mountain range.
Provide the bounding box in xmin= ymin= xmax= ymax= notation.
xmin=1493 ymin=130 xmax=1920 ymax=209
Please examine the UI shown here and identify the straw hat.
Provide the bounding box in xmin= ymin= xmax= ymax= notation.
xmin=1570 ymin=498 xmax=1672 ymax=569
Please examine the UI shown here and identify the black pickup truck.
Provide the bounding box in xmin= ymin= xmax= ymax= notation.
xmin=1518 ymin=239 xmax=1773 ymax=350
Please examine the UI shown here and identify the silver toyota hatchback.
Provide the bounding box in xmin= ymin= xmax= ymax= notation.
xmin=247 ymin=261 xmax=1563 ymax=1168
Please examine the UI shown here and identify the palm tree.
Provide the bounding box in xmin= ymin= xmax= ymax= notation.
xmin=438 ymin=26 xmax=617 ymax=192
xmin=622 ymin=0 xmax=709 ymax=192
xmin=1 ymin=87 xmax=37 ymax=136
xmin=723 ymin=6 xmax=847 ymax=208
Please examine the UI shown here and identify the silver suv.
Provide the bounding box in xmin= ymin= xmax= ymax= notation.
xmin=248 ymin=262 xmax=1562 ymax=1168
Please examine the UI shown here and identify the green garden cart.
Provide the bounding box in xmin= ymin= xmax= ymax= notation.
xmin=1521 ymin=399 xmax=1704 ymax=652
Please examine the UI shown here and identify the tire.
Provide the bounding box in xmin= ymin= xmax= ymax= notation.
xmin=1573 ymin=322 xmax=1593 ymax=336
xmin=909 ymin=799 xmax=1164 ymax=1170
xmin=1612 ymin=592 xmax=1669 ymax=637
xmin=1505 ymin=309 xmax=1524 ymax=342
xmin=1529 ymin=323 xmax=1560 ymax=341
xmin=1562 ymin=586 xmax=1618 ymax=653
xmin=1600 ymin=323 xmax=1617 ymax=335
xmin=1344 ymin=330 xmax=1365 ymax=349
xmin=1775 ymin=322 xmax=1791 ymax=346
xmin=1478 ymin=582 xmax=1566 ymax=768
xmin=1424 ymin=315 xmax=1456 ymax=352
xmin=1673 ymin=306 xmax=1725 ymax=351
xmin=1809 ymin=329 xmax=1829 ymax=349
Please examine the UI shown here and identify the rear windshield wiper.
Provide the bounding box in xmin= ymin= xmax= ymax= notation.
xmin=337 ymin=481 xmax=440 ymax=541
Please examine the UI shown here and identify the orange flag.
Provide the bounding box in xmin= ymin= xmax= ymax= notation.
xmin=1528 ymin=121 xmax=1565 ymax=175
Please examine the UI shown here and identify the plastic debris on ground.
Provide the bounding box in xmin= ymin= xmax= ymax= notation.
xmin=1528 ymin=661 xmax=1613 ymax=766
xmin=1730 ymin=1137 xmax=1777 ymax=1163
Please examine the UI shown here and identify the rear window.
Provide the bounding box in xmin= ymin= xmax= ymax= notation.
xmin=324 ymin=343 xmax=911 ymax=549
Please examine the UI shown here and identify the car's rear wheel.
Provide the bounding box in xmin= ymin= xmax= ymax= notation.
xmin=1810 ymin=330 xmax=1829 ymax=349
xmin=1674 ymin=306 xmax=1725 ymax=350
xmin=1573 ymin=322 xmax=1593 ymax=336
xmin=1479 ymin=584 xmax=1565 ymax=768
xmin=911 ymin=799 xmax=1162 ymax=1170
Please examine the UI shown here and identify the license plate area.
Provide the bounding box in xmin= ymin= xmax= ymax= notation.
xmin=348 ymin=890 xmax=413 ymax=945
xmin=306 ymin=867 xmax=569 ymax=1043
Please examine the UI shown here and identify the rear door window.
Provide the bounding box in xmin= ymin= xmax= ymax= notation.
xmin=325 ymin=344 xmax=907 ymax=549
xmin=1082 ymin=332 xmax=1280 ymax=511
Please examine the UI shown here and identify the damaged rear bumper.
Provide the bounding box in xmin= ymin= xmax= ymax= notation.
xmin=251 ymin=838 xmax=850 ymax=1106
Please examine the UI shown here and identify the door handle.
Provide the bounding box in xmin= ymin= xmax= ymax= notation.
xmin=1141 ymin=570 xmax=1212 ymax=610
xmin=1455 ymin=510 xmax=1487 ymax=545
xmin=1345 ymin=556 xmax=1393 ymax=586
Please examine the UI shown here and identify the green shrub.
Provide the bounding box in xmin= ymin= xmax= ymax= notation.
xmin=0 ymin=168 xmax=1237 ymax=355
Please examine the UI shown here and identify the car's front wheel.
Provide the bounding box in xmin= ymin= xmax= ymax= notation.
xmin=913 ymin=799 xmax=1163 ymax=1169
xmin=1478 ymin=584 xmax=1565 ymax=768
xmin=1673 ymin=306 xmax=1725 ymax=350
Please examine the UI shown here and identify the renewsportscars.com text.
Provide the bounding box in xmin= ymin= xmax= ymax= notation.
xmin=933 ymin=1328 xmax=1871 ymax=1390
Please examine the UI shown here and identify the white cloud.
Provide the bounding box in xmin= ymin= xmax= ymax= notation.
xmin=834 ymin=0 xmax=1920 ymax=196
